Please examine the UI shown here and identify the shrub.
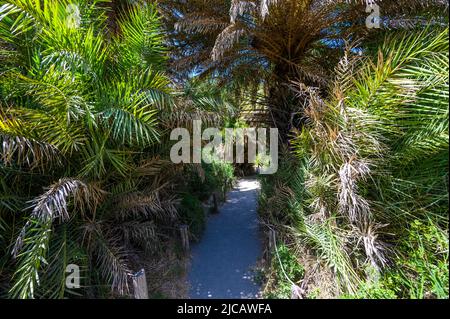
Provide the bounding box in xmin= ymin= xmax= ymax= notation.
xmin=187 ymin=160 xmax=235 ymax=201
xmin=267 ymin=244 xmax=305 ymax=298
xmin=179 ymin=193 xmax=206 ymax=239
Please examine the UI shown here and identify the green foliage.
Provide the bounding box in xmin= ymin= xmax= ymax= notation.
xmin=266 ymin=244 xmax=304 ymax=299
xmin=1 ymin=0 xmax=448 ymax=300
xmin=205 ymin=160 xmax=235 ymax=196
xmin=179 ymin=157 xmax=235 ymax=240
xmin=274 ymin=244 xmax=305 ymax=283
xmin=341 ymin=280 xmax=398 ymax=299
xmin=179 ymin=193 xmax=205 ymax=239
xmin=188 ymin=159 xmax=235 ymax=201
xmin=258 ymin=149 xmax=306 ymax=224
xmin=406 ymin=220 xmax=448 ymax=298
xmin=345 ymin=219 xmax=448 ymax=299
xmin=261 ymin=27 xmax=449 ymax=298
xmin=396 ymin=219 xmax=448 ymax=299
xmin=0 ymin=0 xmax=181 ymax=298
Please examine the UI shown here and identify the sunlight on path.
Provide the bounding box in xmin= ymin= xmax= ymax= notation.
xmin=188 ymin=178 xmax=262 ymax=299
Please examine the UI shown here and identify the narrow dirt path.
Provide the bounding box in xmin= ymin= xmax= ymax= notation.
xmin=188 ymin=178 xmax=262 ymax=299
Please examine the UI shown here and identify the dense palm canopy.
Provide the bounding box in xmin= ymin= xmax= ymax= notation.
xmin=160 ymin=0 xmax=448 ymax=139
xmin=0 ymin=0 xmax=235 ymax=298
xmin=288 ymin=27 xmax=449 ymax=296
xmin=0 ymin=0 xmax=448 ymax=299
xmin=0 ymin=0 xmax=173 ymax=298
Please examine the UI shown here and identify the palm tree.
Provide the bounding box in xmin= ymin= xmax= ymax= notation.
xmin=272 ymin=26 xmax=448 ymax=297
xmin=0 ymin=0 xmax=178 ymax=298
xmin=159 ymin=0 xmax=448 ymax=140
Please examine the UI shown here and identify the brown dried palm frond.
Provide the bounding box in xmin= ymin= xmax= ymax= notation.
xmin=113 ymin=220 xmax=158 ymax=252
xmin=12 ymin=178 xmax=105 ymax=257
xmin=331 ymin=41 xmax=365 ymax=95
xmin=252 ymin=1 xmax=359 ymax=65
xmin=29 ymin=178 xmax=105 ymax=223
xmin=211 ymin=24 xmax=247 ymax=61
xmin=162 ymin=0 xmax=448 ymax=101
xmin=175 ymin=13 xmax=229 ymax=34
xmin=0 ymin=132 xmax=62 ymax=170
xmin=351 ymin=221 xmax=390 ymax=270
xmin=267 ymin=182 xmax=295 ymax=208
xmin=259 ymin=0 xmax=278 ymax=20
xmin=292 ymin=62 xmax=330 ymax=88
xmin=338 ymin=160 xmax=371 ymax=222
xmin=0 ymin=107 xmax=62 ymax=169
xmin=294 ymin=53 xmax=383 ymax=226
xmin=304 ymin=172 xmax=335 ymax=220
xmin=112 ymin=179 xmax=179 ymax=222
xmin=205 ymin=0 xmax=365 ymax=77
xmin=160 ymin=97 xmax=223 ymax=129
xmin=230 ymin=0 xmax=257 ymax=23
xmin=134 ymin=157 xmax=172 ymax=177
xmin=83 ymin=221 xmax=131 ymax=296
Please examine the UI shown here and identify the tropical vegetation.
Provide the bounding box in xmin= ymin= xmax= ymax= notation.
xmin=0 ymin=0 xmax=448 ymax=299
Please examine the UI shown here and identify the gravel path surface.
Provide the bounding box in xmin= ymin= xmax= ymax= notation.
xmin=188 ymin=178 xmax=262 ymax=299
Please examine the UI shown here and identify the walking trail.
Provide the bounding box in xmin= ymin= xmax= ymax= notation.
xmin=188 ymin=178 xmax=262 ymax=299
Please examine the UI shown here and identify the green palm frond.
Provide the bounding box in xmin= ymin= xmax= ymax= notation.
xmin=37 ymin=224 xmax=88 ymax=298
xmin=282 ymin=26 xmax=449 ymax=297
xmin=1 ymin=0 xmax=178 ymax=299
xmin=9 ymin=218 xmax=52 ymax=299
xmin=292 ymin=219 xmax=362 ymax=294
xmin=115 ymin=3 xmax=166 ymax=69
xmin=79 ymin=135 xmax=132 ymax=179
xmin=9 ymin=178 xmax=103 ymax=298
